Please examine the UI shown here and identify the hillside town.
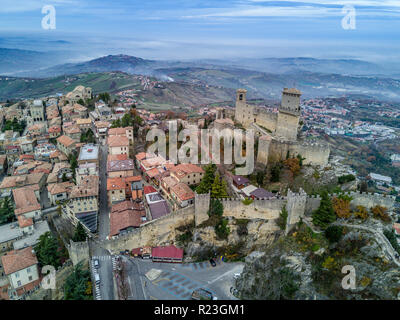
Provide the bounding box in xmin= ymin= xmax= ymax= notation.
xmin=0 ymin=84 xmax=399 ymax=302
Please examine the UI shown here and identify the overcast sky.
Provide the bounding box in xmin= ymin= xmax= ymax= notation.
xmin=0 ymin=0 xmax=399 ymax=62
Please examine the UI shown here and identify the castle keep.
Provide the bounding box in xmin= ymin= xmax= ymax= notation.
xmin=235 ymin=88 xmax=330 ymax=167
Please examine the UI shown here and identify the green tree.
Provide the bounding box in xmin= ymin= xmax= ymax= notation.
xmin=211 ymin=173 xmax=228 ymax=198
xmin=35 ymin=232 xmax=61 ymax=268
xmin=208 ymin=199 xmax=223 ymax=217
xmin=277 ymin=206 xmax=288 ymax=230
xmin=312 ymin=191 xmax=336 ymax=229
xmin=111 ymin=118 xmax=121 ymax=128
xmin=215 ymin=218 xmax=230 ymax=240
xmin=68 ymin=152 xmax=78 ymax=180
xmin=0 ymin=197 xmax=15 ymax=225
xmin=270 ymin=163 xmax=281 ymax=182
xmin=64 ymin=262 xmax=93 ymax=300
xmin=98 ymin=92 xmax=110 ymax=104
xmin=121 ymin=113 xmax=132 ymax=127
xmin=72 ymin=222 xmax=87 ymax=242
xmin=195 ymin=164 xmax=216 ymax=194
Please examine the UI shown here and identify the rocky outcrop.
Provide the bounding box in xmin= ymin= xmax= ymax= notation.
xmin=235 ymin=223 xmax=400 ymax=300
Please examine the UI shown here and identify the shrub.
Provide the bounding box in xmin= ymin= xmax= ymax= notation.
xmin=371 ymin=205 xmax=390 ymax=222
xmin=215 ymin=218 xmax=230 ymax=240
xmin=242 ymin=198 xmax=253 ymax=205
xmin=325 ymin=225 xmax=344 ymax=243
xmin=332 ymin=197 xmax=352 ymax=219
xmin=338 ymin=174 xmax=356 ymax=184
xmin=354 ymin=205 xmax=368 ymax=220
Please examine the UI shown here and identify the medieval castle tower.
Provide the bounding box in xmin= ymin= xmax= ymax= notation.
xmin=234 ymin=87 xmax=330 ymax=167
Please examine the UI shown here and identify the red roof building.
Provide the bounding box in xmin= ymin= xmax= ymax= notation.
xmin=143 ymin=185 xmax=157 ymax=195
xmin=151 ymin=245 xmax=184 ymax=263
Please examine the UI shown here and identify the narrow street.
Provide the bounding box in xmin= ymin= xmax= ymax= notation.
xmin=98 ymin=142 xmax=109 ymax=240
xmin=89 ymin=138 xmax=115 ymax=300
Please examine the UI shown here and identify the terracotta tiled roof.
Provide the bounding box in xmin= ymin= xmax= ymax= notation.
xmin=17 ymin=215 xmax=33 ymax=228
xmin=171 ymin=163 xmax=204 ymax=175
xmin=171 ymin=182 xmax=195 ymax=201
xmin=107 ymin=177 xmax=125 ymax=190
xmin=107 ymin=159 xmax=135 ymax=172
xmin=0 ymin=173 xmax=44 ymax=189
xmin=135 ymin=152 xmax=154 ymax=161
xmin=107 ymin=135 xmax=129 ymax=147
xmin=57 ymin=135 xmax=75 ymax=148
xmin=125 ymin=176 xmax=142 ymax=183
xmin=1 ymin=247 xmax=38 ymax=275
xmin=47 ymin=182 xmax=74 ymax=195
xmin=69 ymin=175 xmax=99 ymax=198
xmin=109 ymin=200 xmax=145 ymax=237
xmin=107 ymin=154 xmax=128 ymax=161
xmin=12 ymin=187 xmax=41 ymax=215
xmin=48 ymin=126 xmax=61 ymax=133
xmin=146 ymin=167 xmax=164 ymax=178
xmin=108 ymin=127 xmax=132 ymax=136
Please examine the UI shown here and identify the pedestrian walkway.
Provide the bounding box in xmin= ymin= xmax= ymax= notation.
xmin=92 ymin=255 xmax=112 ymax=262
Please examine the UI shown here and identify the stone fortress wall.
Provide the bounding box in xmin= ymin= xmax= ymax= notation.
xmin=96 ymin=190 xmax=395 ymax=254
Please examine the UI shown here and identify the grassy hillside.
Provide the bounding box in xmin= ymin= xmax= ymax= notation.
xmin=0 ymin=71 xmax=236 ymax=109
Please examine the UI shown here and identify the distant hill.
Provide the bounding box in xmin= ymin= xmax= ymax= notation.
xmin=197 ymin=57 xmax=392 ymax=76
xmin=28 ymin=54 xmax=157 ymax=78
xmin=0 ymin=71 xmax=235 ymax=108
xmin=0 ymin=48 xmax=65 ymax=75
xmin=2 ymin=53 xmax=400 ymax=102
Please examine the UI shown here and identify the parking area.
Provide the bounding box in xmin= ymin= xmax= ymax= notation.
xmin=125 ymin=257 xmax=243 ymax=300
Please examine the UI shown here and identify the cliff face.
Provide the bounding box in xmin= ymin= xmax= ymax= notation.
xmin=184 ymin=218 xmax=280 ymax=262
xmin=235 ymin=223 xmax=400 ymax=300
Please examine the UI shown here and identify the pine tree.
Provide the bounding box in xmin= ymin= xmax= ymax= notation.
xmin=211 ymin=174 xmax=222 ymax=198
xmin=72 ymin=222 xmax=87 ymax=242
xmin=312 ymin=191 xmax=336 ymax=229
xmin=35 ymin=232 xmax=61 ymax=268
xmin=220 ymin=179 xmax=228 ymax=198
xmin=195 ymin=164 xmax=216 ymax=194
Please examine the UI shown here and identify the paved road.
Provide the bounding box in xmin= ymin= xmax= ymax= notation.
xmin=91 ymin=250 xmax=114 ymax=300
xmin=125 ymin=258 xmax=243 ymax=300
xmin=98 ymin=143 xmax=109 ymax=239
xmin=121 ymin=256 xmax=145 ymax=300
xmin=89 ymin=139 xmax=115 ymax=299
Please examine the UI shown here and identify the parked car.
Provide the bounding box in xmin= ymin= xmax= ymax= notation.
xmin=209 ymin=259 xmax=216 ymax=267
xmin=94 ymin=273 xmax=100 ymax=285
xmin=233 ymin=273 xmax=241 ymax=279
xmin=191 ymin=288 xmax=213 ymax=300
xmin=94 ymin=259 xmax=100 ymax=268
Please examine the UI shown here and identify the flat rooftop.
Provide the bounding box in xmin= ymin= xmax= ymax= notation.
xmin=0 ymin=222 xmax=22 ymax=244
xmin=13 ymin=221 xmax=50 ymax=250
xmin=78 ymin=144 xmax=99 ymax=161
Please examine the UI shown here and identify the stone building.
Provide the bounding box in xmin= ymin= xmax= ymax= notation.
xmin=234 ymin=88 xmax=330 ymax=167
